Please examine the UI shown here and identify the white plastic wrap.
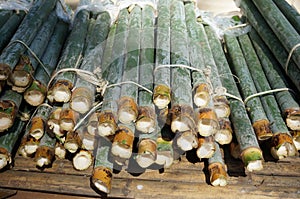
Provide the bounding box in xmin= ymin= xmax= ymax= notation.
xmin=197 ymin=9 xmax=251 ymax=38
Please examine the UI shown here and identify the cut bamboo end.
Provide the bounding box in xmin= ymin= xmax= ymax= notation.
xmin=35 ymin=146 xmax=55 ymax=167
xmin=193 ymin=83 xmax=210 ymax=108
xmin=98 ymin=112 xmax=117 ymax=137
xmin=64 ymin=132 xmax=81 ymax=153
xmin=171 ymin=105 xmax=195 ymax=133
xmin=24 ymin=138 xmax=39 ymax=155
xmin=214 ymin=118 xmax=233 ymax=145
xmin=0 ymin=148 xmax=10 ymax=170
xmin=291 ymin=131 xmax=300 ymax=150
xmin=196 ymin=108 xmax=219 ymax=137
xmin=176 ymin=130 xmax=198 ymax=151
xmin=82 ymin=133 xmax=96 ymax=151
xmin=286 ymin=109 xmax=300 ymax=131
xmin=87 ymin=112 xmax=99 ymax=136
xmin=136 ymin=139 xmax=157 ymax=168
xmin=155 ymin=138 xmax=173 ymax=168
xmin=48 ymin=80 xmax=73 ymax=103
xmin=136 ymin=106 xmax=156 ymax=133
xmin=92 ymin=166 xmax=112 ymax=194
xmin=59 ymin=108 xmax=78 ymax=132
xmin=241 ymin=147 xmax=263 ymax=172
xmin=24 ymin=90 xmax=45 ymax=106
xmin=73 ymin=150 xmax=93 ymax=171
xmin=118 ymin=97 xmax=138 ymax=124
xmin=197 ymin=136 xmax=216 ymax=159
xmin=213 ymin=96 xmax=230 ymax=118
xmin=24 ymin=80 xmax=46 ymax=106
xmin=208 ymin=162 xmax=228 ymax=187
xmin=156 ymin=151 xmax=174 ymax=168
xmin=111 ymin=126 xmax=134 ymax=159
xmin=0 ymin=63 xmax=11 ymax=81
xmin=252 ymin=119 xmax=273 ymax=141
xmin=10 ymin=70 xmax=32 ymax=88
xmin=70 ymin=87 xmax=93 ymax=114
xmin=55 ymin=143 xmax=66 ymax=160
xmin=47 ymin=119 xmax=63 ymax=137
xmin=0 ymin=114 xmax=13 ymax=132
xmin=153 ymin=84 xmax=171 ymax=109
xmin=271 ymin=133 xmax=298 ymax=159
xmin=29 ymin=117 xmax=44 ymax=140
xmin=47 ymin=108 xmax=64 ymax=137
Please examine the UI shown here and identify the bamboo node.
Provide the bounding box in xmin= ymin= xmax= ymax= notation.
xmin=285 ymin=43 xmax=300 ymax=74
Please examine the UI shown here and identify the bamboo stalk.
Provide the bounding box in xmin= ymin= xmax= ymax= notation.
xmin=0 ymin=0 xmax=58 ymax=81
xmin=46 ymin=106 xmax=64 ymax=138
xmin=153 ymin=0 xmax=171 ymax=109
xmin=24 ymin=20 xmax=70 ymax=106
xmin=195 ymin=106 xmax=219 ymax=137
xmin=87 ymin=112 xmax=99 ymax=136
xmin=136 ymin=5 xmax=156 ymax=134
xmin=251 ymin=0 xmax=300 ymax=70
xmin=73 ymin=149 xmax=93 ymax=171
xmin=118 ymin=6 xmax=141 ymax=124
xmin=273 ymin=0 xmax=300 ymax=34
xmin=184 ymin=3 xmax=210 ymax=108
xmin=59 ymin=103 xmax=79 ymax=134
xmin=64 ymin=130 xmax=82 ymax=154
xmin=238 ymin=33 xmax=297 ymax=159
xmin=214 ymin=118 xmax=233 ymax=145
xmin=111 ymin=123 xmax=135 ymax=163
xmin=34 ymin=130 xmax=56 ymax=168
xmin=9 ymin=10 xmax=58 ymax=92
xmin=0 ymin=90 xmax=23 ymax=132
xmin=0 ymin=118 xmax=25 ymax=170
xmin=208 ymin=142 xmax=228 ymax=186
xmin=196 ymin=135 xmax=216 ymax=159
xmin=70 ymin=11 xmax=110 ymax=114
xmin=169 ymin=0 xmax=195 ymax=135
xmin=238 ymin=0 xmax=300 ymax=91
xmin=155 ymin=137 xmax=174 ymax=168
xmin=98 ymin=9 xmax=129 ymax=136
xmin=82 ymin=129 xmax=96 ymax=151
xmin=55 ymin=142 xmax=66 ymax=160
xmin=135 ymin=136 xmax=157 ymax=168
xmin=0 ymin=10 xmax=13 ymax=28
xmin=28 ymin=104 xmax=53 ymax=140
xmin=0 ymin=10 xmax=26 ymax=52
xmin=221 ymin=34 xmax=263 ymax=172
xmin=91 ymin=137 xmax=114 ymax=194
xmin=197 ymin=23 xmax=230 ymax=119
xmin=225 ymin=34 xmax=272 ymax=141
xmin=47 ymin=9 xmax=90 ymax=103
xmin=248 ymin=29 xmax=300 ymax=131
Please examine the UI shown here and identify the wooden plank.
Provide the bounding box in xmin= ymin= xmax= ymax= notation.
xmin=13 ymin=156 xmax=93 ymax=176
xmin=1 ymin=169 xmax=299 ymax=199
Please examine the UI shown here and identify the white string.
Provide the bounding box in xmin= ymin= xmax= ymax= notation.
xmin=47 ymin=68 xmax=103 ymax=90
xmin=153 ymin=64 xmax=204 ymax=74
xmin=243 ymin=88 xmax=291 ymax=105
xmin=285 ymin=43 xmax=300 ymax=74
xmin=73 ymin=101 xmax=103 ymax=132
xmin=7 ymin=40 xmax=51 ymax=78
xmin=223 ymin=87 xmax=292 ymax=106
xmin=106 ymin=81 xmax=153 ymax=94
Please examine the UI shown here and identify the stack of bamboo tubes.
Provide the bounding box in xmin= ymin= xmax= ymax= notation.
xmin=0 ymin=0 xmax=299 ymax=195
